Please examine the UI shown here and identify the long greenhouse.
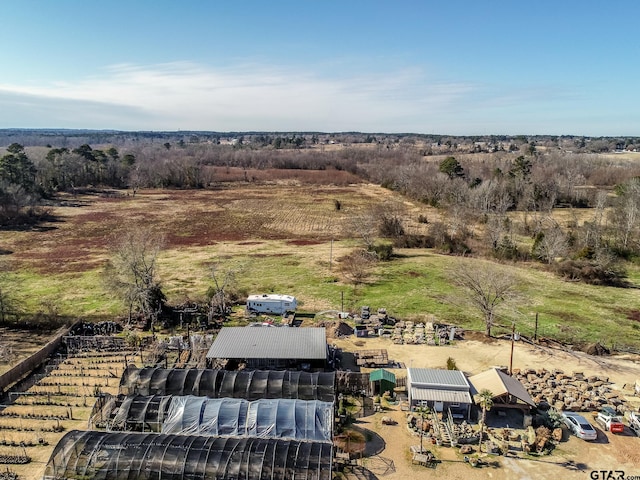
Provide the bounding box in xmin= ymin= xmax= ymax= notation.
xmin=93 ymin=394 xmax=333 ymax=441
xmin=43 ymin=430 xmax=333 ymax=480
xmin=119 ymin=367 xmax=336 ymax=401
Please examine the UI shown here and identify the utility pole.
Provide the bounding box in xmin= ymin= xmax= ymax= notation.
xmin=509 ymin=322 xmax=516 ymax=375
xmin=329 ymin=239 xmax=333 ymax=272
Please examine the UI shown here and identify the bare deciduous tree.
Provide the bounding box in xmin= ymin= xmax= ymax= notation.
xmin=533 ymin=223 xmax=568 ymax=264
xmin=208 ymin=258 xmax=244 ymax=319
xmin=611 ymin=180 xmax=640 ymax=250
xmin=581 ymin=190 xmax=608 ymax=250
xmin=484 ymin=214 xmax=506 ymax=250
xmin=104 ymin=228 xmax=165 ymax=324
xmin=451 ymin=264 xmax=518 ymax=336
xmin=350 ymin=212 xmax=378 ymax=250
xmin=340 ymin=249 xmax=376 ymax=285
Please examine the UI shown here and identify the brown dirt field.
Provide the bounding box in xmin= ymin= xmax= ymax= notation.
xmin=335 ymin=335 xmax=640 ymax=480
xmin=0 ymin=328 xmax=58 ymax=376
xmin=3 ymin=183 xmax=433 ymax=276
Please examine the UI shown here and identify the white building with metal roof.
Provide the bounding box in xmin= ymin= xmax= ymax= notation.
xmin=206 ymin=327 xmax=327 ymax=370
xmin=407 ymin=368 xmax=472 ymax=419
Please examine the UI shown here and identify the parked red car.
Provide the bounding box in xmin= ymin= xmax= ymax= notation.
xmin=596 ymin=406 xmax=625 ymax=433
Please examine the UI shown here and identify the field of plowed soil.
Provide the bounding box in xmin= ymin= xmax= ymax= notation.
xmin=3 ymin=183 xmax=429 ymax=276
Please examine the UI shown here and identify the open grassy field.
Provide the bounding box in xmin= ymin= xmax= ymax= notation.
xmin=2 ymin=175 xmax=640 ymax=348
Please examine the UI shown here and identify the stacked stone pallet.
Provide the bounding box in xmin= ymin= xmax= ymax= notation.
xmin=390 ymin=321 xmax=458 ymax=345
xmin=513 ymin=368 xmax=628 ymax=413
xmin=414 ymin=323 xmax=426 ymax=344
xmin=392 ymin=325 xmax=404 ymax=344
xmin=425 ymin=323 xmax=437 ymax=346
xmin=452 ymin=421 xmax=479 ymax=444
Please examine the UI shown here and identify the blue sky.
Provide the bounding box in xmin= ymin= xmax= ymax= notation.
xmin=0 ymin=0 xmax=638 ymax=135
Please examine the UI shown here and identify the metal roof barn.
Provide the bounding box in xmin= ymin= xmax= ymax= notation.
xmin=207 ymin=327 xmax=327 ymax=360
xmin=407 ymin=368 xmax=472 ymax=418
xmin=407 ymin=368 xmax=470 ymax=388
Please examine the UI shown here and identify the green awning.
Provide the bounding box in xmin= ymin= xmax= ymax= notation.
xmin=369 ymin=369 xmax=396 ymax=384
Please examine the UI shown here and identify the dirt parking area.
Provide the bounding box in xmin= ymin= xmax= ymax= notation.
xmin=334 ymin=335 xmax=640 ymax=480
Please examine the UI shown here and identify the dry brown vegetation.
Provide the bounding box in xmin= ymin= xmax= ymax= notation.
xmin=0 ymin=329 xmax=54 ymax=376
xmin=4 ymin=181 xmax=423 ymax=276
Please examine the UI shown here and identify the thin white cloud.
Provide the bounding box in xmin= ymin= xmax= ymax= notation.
xmin=0 ymin=61 xmax=613 ymax=134
xmin=0 ymin=62 xmax=478 ymax=131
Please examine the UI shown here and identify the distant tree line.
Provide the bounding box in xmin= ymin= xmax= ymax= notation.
xmin=2 ymin=129 xmax=639 ymax=154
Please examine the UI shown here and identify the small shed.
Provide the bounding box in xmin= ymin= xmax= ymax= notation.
xmin=369 ymin=369 xmax=396 ymax=395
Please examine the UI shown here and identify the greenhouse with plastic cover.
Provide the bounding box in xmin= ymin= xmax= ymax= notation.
xmin=90 ymin=394 xmax=333 ymax=441
xmin=43 ymin=430 xmax=333 ymax=480
xmin=119 ymin=366 xmax=336 ymax=401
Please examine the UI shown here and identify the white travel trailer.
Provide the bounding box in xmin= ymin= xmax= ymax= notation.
xmin=246 ymin=294 xmax=297 ymax=315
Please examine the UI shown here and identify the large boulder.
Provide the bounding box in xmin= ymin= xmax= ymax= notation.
xmin=584 ymin=343 xmax=610 ymax=356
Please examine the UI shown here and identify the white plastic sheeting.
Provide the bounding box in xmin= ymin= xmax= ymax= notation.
xmin=161 ymin=396 xmax=333 ymax=442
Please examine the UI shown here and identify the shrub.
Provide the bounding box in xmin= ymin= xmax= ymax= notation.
xmin=369 ymin=242 xmax=394 ymax=261
xmin=446 ymin=357 xmax=458 ymax=370
xmin=544 ymin=409 xmax=563 ymax=429
xmin=378 ymin=215 xmax=405 ymax=238
xmin=554 ymin=259 xmax=628 ymax=287
xmin=392 ymin=234 xmax=433 ymax=248
xmin=493 ymin=236 xmax=521 ymax=261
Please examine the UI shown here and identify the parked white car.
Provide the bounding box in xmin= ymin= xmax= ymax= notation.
xmin=596 ymin=406 xmax=625 ymax=434
xmin=629 ymin=411 xmax=640 ymax=437
xmin=561 ymin=411 xmax=597 ymax=441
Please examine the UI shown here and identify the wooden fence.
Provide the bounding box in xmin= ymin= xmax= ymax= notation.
xmin=0 ymin=325 xmax=71 ymax=394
